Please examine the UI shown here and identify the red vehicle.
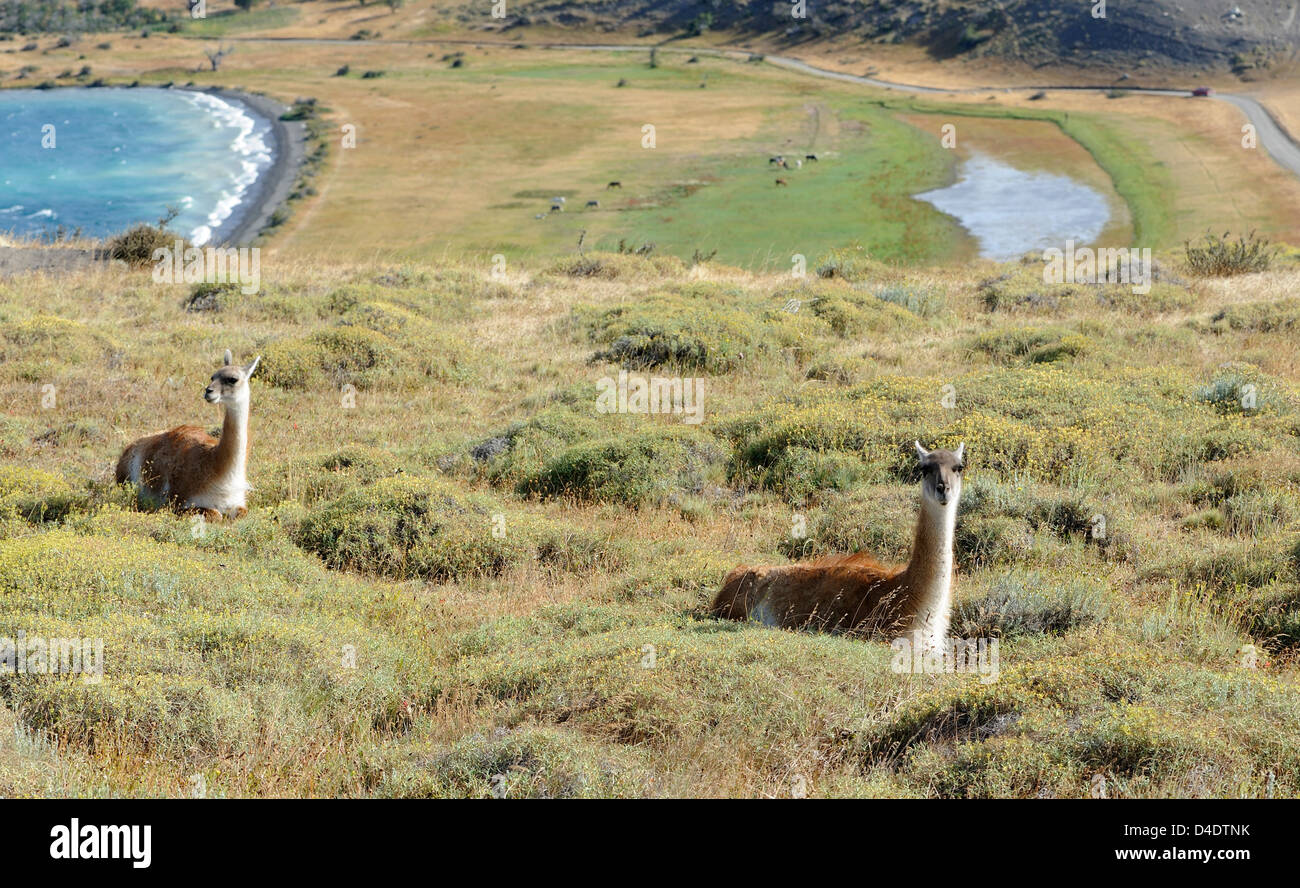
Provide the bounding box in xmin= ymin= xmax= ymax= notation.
xmin=1192 ymin=86 xmax=1214 ymax=97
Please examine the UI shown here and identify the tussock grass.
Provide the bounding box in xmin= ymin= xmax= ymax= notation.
xmin=104 ymin=221 xmax=177 ymax=268
xmin=1185 ymin=230 xmax=1279 ymax=277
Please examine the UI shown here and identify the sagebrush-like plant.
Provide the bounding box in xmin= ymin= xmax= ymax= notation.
xmin=1184 ymin=230 xmax=1277 ymax=276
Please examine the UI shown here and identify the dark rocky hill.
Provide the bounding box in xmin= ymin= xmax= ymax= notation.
xmin=490 ymin=0 xmax=1298 ymax=72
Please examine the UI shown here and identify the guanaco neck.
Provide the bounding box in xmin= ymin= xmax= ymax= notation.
xmin=213 ymin=393 xmax=250 ymax=487
xmin=901 ymin=493 xmax=958 ymax=643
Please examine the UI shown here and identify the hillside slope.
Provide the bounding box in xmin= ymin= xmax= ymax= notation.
xmin=2 ymin=247 xmax=1299 ymax=797
xmin=490 ymin=0 xmax=1297 ymax=71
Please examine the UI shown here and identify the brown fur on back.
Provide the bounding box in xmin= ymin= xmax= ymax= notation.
xmin=712 ymin=554 xmax=914 ymax=637
xmin=714 ymin=443 xmax=965 ymax=641
xmin=114 ymin=425 xmax=233 ymax=509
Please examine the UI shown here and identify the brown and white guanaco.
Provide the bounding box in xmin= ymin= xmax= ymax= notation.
xmin=712 ymin=442 xmax=965 ymax=651
xmin=115 ymin=349 xmax=260 ymax=521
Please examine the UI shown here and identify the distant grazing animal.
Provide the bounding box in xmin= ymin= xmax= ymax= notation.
xmin=712 ymin=442 xmax=965 ymax=651
xmin=115 ymin=350 xmax=261 ymax=521
xmin=774 ymin=178 xmax=788 ymax=186
xmin=607 ymin=181 xmax=622 ymax=189
xmin=551 ymin=196 xmax=566 ymax=204
xmin=586 ymin=199 xmax=599 ymax=208
xmin=550 ymin=202 xmax=564 ymax=212
xmin=795 ymin=159 xmax=803 ymax=168
xmin=768 ymin=156 xmax=782 ymax=165
xmin=805 ymin=154 xmax=819 ymax=161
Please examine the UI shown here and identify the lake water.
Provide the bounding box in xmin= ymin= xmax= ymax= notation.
xmin=915 ymin=153 xmax=1111 ymax=261
xmin=0 ymin=87 xmax=273 ymax=245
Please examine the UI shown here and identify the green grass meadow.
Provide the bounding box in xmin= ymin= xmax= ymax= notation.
xmin=590 ymin=101 xmax=964 ymax=267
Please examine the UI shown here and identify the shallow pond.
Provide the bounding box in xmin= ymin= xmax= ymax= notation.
xmin=914 ymin=153 xmax=1112 ymax=261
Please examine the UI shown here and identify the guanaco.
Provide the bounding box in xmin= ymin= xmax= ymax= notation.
xmin=115 ymin=350 xmax=260 ymax=521
xmin=712 ymin=442 xmax=965 ymax=650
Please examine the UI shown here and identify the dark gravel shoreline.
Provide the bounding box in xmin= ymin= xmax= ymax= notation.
xmin=192 ymin=87 xmax=307 ymax=247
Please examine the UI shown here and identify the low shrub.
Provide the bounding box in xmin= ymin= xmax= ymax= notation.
xmin=952 ymin=570 xmax=1108 ymax=638
xmin=374 ymin=726 xmax=653 ymax=798
xmin=806 ymin=289 xmax=919 ymax=338
xmin=871 ymin=284 xmax=945 ymax=318
xmin=0 ymin=315 xmax=116 ymax=379
xmin=184 ymin=281 xmax=240 ymax=313
xmin=815 ymin=245 xmax=878 ymax=282
xmin=971 ymin=326 xmax=1091 ymax=365
xmin=0 ymin=466 xmax=79 ymax=523
xmin=585 ymin=286 xmax=765 ymax=373
xmin=106 ymin=210 xmax=180 ymax=267
xmin=259 ymin=326 xmax=401 ymax=389
xmin=548 ymin=252 xmax=685 ymax=280
xmin=1185 ymin=230 xmax=1277 ymax=276
xmin=520 ymin=427 xmax=726 ymax=506
xmin=296 ymin=475 xmax=617 ymax=580
xmin=297 ymin=476 xmax=531 ymax=579
xmin=1208 ymin=298 xmax=1300 ymax=334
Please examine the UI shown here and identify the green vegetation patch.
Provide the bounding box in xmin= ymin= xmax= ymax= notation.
xmin=977 ymin=265 xmax=1193 ymax=315
xmin=582 ymin=279 xmax=923 ymax=376
xmin=970 ymin=325 xmax=1093 ymax=365
xmin=296 ymin=475 xmax=617 ymax=580
xmin=0 ymin=466 xmax=79 ymax=524
xmin=953 ymin=569 xmax=1109 ymax=638
xmin=259 ymin=306 xmax=471 ymax=390
xmin=583 ymin=283 xmax=767 ymax=373
xmin=520 ymin=426 xmax=727 ymax=506
xmin=1207 ymin=298 xmax=1300 ymax=334
xmin=723 ymin=363 xmax=1293 ymax=494
xmin=0 ymin=527 xmax=427 ymax=759
xmin=0 ymin=315 xmax=116 ymax=380
xmin=448 ymin=604 xmax=890 ymax=764
xmin=373 ymin=725 xmax=654 ymax=798
xmin=548 ymin=252 xmax=687 ymax=281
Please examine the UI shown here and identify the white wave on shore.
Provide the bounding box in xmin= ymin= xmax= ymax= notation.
xmin=179 ymin=91 xmax=274 ymax=246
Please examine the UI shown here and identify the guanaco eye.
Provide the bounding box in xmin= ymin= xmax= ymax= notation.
xmin=954 ymin=464 xmax=964 ymax=473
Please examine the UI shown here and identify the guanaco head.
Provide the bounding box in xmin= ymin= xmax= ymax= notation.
xmin=914 ymin=441 xmax=965 ymax=508
xmin=204 ymin=349 xmax=261 ymax=405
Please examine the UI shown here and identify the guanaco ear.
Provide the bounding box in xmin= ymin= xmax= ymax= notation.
xmin=244 ymin=355 xmax=261 ymax=378
xmin=223 ymin=349 xmax=234 ymax=366
xmin=955 ymin=442 xmax=965 ymax=461
xmin=914 ymin=441 xmax=930 ymax=461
